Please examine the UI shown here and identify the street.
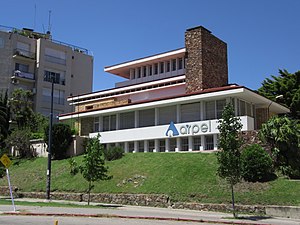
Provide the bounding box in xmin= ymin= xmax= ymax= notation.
xmin=0 ymin=215 xmax=215 ymax=225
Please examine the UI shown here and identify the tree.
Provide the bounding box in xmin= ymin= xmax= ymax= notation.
xmin=217 ymin=103 xmax=243 ymax=218
xmin=5 ymin=128 xmax=34 ymax=158
xmin=259 ymin=116 xmax=300 ymax=178
xmin=79 ymin=136 xmax=111 ymax=205
xmin=44 ymin=123 xmax=73 ymax=159
xmin=0 ymin=91 xmax=10 ymax=149
xmin=9 ymin=88 xmax=35 ymax=129
xmin=258 ymin=69 xmax=300 ymax=119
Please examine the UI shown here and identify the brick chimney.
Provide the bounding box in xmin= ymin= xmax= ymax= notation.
xmin=185 ymin=26 xmax=228 ymax=93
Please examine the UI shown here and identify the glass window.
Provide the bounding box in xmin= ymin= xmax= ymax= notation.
xmin=143 ymin=66 xmax=147 ymax=77
xmin=169 ymin=138 xmax=176 ymax=152
xmin=138 ymin=141 xmax=144 ymax=152
xmin=246 ymin=102 xmax=252 ymax=116
xmin=205 ymin=135 xmax=214 ymax=150
xmin=158 ymin=105 xmax=177 ymax=125
xmin=181 ymin=102 xmax=201 ymax=122
xmin=160 ymin=62 xmax=164 ymax=74
xmin=159 ymin=139 xmax=165 ymax=152
xmin=239 ymin=100 xmax=246 ymax=116
xmin=205 ymin=101 xmax=216 ymax=120
xmin=94 ymin=117 xmax=100 ymax=132
xmin=178 ymin=58 xmax=183 ymax=70
xmin=193 ymin=136 xmax=201 ymax=151
xmin=154 ymin=63 xmax=158 ymax=75
xmin=166 ymin=61 xmax=170 ymax=72
xmin=139 ymin=108 xmax=155 ymax=127
xmin=128 ymin=142 xmax=134 ymax=153
xmin=42 ymin=88 xmax=64 ymax=105
xmin=137 ymin=68 xmax=141 ymax=78
xmin=102 ymin=115 xmax=116 ymax=131
xmin=148 ymin=140 xmax=154 ymax=152
xmin=45 ymin=48 xmax=66 ymax=65
xmin=120 ymin=112 xmax=135 ymax=129
xmin=172 ymin=59 xmax=177 ymax=71
xmin=148 ymin=65 xmax=152 ymax=76
xmin=44 ymin=70 xmax=65 ymax=85
xmin=181 ymin=137 xmax=188 ymax=151
xmin=216 ymin=99 xmax=226 ymax=118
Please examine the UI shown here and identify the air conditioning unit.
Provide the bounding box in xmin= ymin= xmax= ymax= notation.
xmin=11 ymin=78 xmax=19 ymax=85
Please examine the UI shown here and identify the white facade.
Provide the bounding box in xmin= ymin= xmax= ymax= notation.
xmin=59 ymin=26 xmax=289 ymax=153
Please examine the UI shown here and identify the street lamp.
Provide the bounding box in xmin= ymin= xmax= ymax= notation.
xmin=46 ymin=75 xmax=54 ymax=200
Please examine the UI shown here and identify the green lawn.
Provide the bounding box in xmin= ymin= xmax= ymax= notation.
xmin=0 ymin=153 xmax=299 ymax=206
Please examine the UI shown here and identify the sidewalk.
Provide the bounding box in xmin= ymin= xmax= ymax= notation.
xmin=0 ymin=198 xmax=300 ymax=225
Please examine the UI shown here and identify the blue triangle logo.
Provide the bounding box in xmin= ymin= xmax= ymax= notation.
xmin=165 ymin=121 xmax=179 ymax=137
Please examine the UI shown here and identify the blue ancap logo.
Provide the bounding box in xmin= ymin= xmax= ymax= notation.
xmin=165 ymin=121 xmax=179 ymax=137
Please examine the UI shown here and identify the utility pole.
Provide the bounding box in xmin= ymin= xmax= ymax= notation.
xmin=46 ymin=75 xmax=54 ymax=200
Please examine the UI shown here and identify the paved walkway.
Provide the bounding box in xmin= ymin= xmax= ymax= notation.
xmin=1 ymin=198 xmax=300 ymax=225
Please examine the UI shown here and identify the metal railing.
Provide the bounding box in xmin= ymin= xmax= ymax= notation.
xmin=13 ymin=70 xmax=35 ymax=80
xmin=14 ymin=48 xmax=35 ymax=59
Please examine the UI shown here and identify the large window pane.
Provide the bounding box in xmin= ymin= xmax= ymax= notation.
xmin=216 ymin=99 xmax=226 ymax=118
xmin=158 ymin=105 xmax=176 ymax=125
xmin=205 ymin=101 xmax=215 ymax=120
xmin=181 ymin=102 xmax=200 ymax=122
xmin=120 ymin=112 xmax=135 ymax=129
xmin=139 ymin=108 xmax=155 ymax=127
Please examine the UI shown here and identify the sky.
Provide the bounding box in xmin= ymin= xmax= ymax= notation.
xmin=1 ymin=0 xmax=299 ymax=92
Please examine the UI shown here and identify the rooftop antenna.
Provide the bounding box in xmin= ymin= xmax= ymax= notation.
xmin=47 ymin=10 xmax=52 ymax=34
xmin=33 ymin=4 xmax=37 ymax=30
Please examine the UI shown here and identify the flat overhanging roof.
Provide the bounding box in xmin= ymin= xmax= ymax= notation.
xmin=104 ymin=48 xmax=186 ymax=78
xmin=59 ymin=85 xmax=290 ymax=120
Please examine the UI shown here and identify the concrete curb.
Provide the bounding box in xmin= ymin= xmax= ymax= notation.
xmin=2 ymin=211 xmax=271 ymax=225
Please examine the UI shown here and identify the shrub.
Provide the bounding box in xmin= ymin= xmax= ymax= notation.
xmin=241 ymin=144 xmax=274 ymax=182
xmin=104 ymin=146 xmax=124 ymax=161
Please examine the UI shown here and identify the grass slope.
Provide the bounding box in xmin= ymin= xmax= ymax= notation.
xmin=0 ymin=153 xmax=299 ymax=206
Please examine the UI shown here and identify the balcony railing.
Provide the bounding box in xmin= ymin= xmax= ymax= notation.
xmin=13 ymin=70 xmax=35 ymax=80
xmin=14 ymin=48 xmax=35 ymax=59
xmin=45 ymin=55 xmax=66 ymax=65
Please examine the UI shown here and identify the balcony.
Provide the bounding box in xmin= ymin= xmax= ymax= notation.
xmin=11 ymin=70 xmax=35 ymax=83
xmin=13 ymin=48 xmax=35 ymax=60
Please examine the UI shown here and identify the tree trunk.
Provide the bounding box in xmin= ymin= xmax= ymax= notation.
xmin=231 ymin=183 xmax=237 ymax=218
xmin=88 ymin=181 xmax=91 ymax=206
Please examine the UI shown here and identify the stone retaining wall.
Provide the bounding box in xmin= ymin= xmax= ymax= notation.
xmin=0 ymin=187 xmax=265 ymax=214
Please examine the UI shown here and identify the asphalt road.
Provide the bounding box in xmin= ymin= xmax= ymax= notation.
xmin=0 ymin=215 xmax=215 ymax=225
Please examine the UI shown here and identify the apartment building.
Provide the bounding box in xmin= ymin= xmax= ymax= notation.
xmin=59 ymin=26 xmax=289 ymax=152
xmin=0 ymin=25 xmax=93 ymax=117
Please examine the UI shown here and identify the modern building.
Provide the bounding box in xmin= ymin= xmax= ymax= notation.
xmin=59 ymin=26 xmax=289 ymax=152
xmin=0 ymin=25 xmax=93 ymax=117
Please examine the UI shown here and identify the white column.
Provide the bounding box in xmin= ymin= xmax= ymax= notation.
xmin=188 ymin=136 xmax=193 ymax=152
xmin=200 ymin=136 xmax=205 ymax=151
xmin=213 ymin=134 xmax=218 ymax=150
xmin=155 ymin=108 xmax=159 ymax=125
xmin=176 ymin=104 xmax=180 ymax=123
xmin=124 ymin=142 xmax=129 ymax=153
xmin=130 ymin=69 xmax=134 ymax=80
xmin=154 ymin=139 xmax=159 ymax=153
xmin=133 ymin=141 xmax=138 ymax=153
xmin=144 ymin=140 xmax=149 ymax=153
xmin=99 ymin=115 xmax=103 ymax=132
xmin=176 ymin=137 xmax=181 ymax=152
xmin=200 ymin=101 xmax=204 ymax=120
xmin=165 ymin=138 xmax=170 ymax=152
